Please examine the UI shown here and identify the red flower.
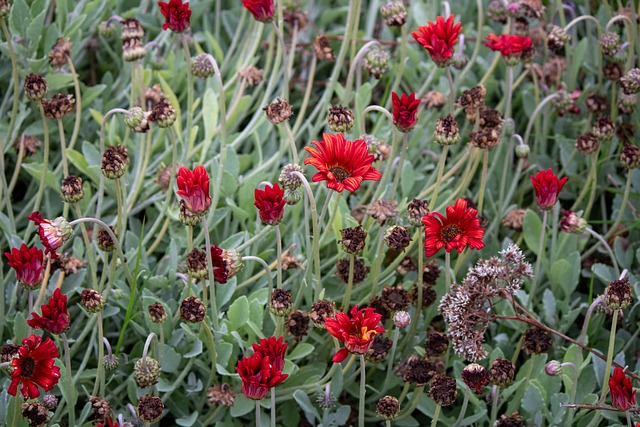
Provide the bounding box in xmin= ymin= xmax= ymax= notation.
xmin=251 ymin=336 xmax=287 ymax=371
xmin=236 ymin=351 xmax=288 ymax=400
xmin=325 ymin=305 xmax=386 ymax=363
xmin=411 ymin=15 xmax=462 ymax=66
xmin=485 ymin=34 xmax=532 ymax=57
xmin=98 ymin=420 xmax=119 ymax=427
xmin=208 ymin=245 xmax=243 ymax=284
xmin=158 ymin=0 xmax=192 ymax=32
xmin=392 ymin=92 xmax=420 ymax=132
xmin=303 ymin=133 xmax=382 ymax=193
xmin=28 ymin=212 xmax=74 ymax=258
xmin=176 ymin=166 xmax=211 ymax=215
xmin=4 ymin=244 xmax=45 ymax=290
xmin=27 ymin=288 xmax=70 ymax=334
xmin=8 ymin=334 xmax=61 ymax=399
xmin=254 ymin=183 xmax=286 ymax=226
xmin=242 ymin=0 xmax=275 ymax=22
xmin=530 ymin=169 xmax=567 ymax=210
xmin=421 ymin=198 xmax=485 ymax=258
xmin=609 ymin=367 xmax=636 ymax=410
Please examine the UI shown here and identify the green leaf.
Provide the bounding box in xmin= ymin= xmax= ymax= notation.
xmin=293 ymin=390 xmax=321 ymax=421
xmin=13 ymin=312 xmax=28 ymax=343
xmin=216 ymin=277 xmax=237 ymax=309
xmin=230 ymin=395 xmax=255 ymax=417
xmin=157 ymin=74 xmax=182 ymax=133
xmin=216 ymin=342 xmax=233 ymax=370
xmin=159 ymin=343 xmax=181 ymax=373
xmin=249 ymin=299 xmax=264 ymax=330
xmin=287 ymin=343 xmax=314 ymax=361
xmin=521 ymin=383 xmax=544 ymax=415
xmin=228 ymin=296 xmax=249 ymax=328
xmin=26 ymin=3 xmax=47 ymax=49
xmin=184 ymin=339 xmax=203 ymax=358
xmin=22 ymin=163 xmax=59 ymax=192
xmin=82 ymin=84 xmax=106 ymax=106
xmin=203 ymin=87 xmax=219 ymax=144
xmin=176 ymin=412 xmax=198 ymax=426
xmin=523 ymin=209 xmax=542 ymax=255
xmin=401 ymin=160 xmax=415 ymax=196
xmin=9 ymin=0 xmax=29 ymax=36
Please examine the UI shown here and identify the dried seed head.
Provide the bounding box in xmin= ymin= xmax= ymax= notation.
xmin=605 ymin=277 xmax=632 ymax=310
xmin=155 ymin=164 xmax=172 ymax=193
xmin=309 ymin=299 xmax=335 ymax=329
xmin=186 ymin=248 xmax=208 ymax=279
xmin=575 ymin=132 xmax=599 ymax=155
xmin=208 ymin=383 xmax=236 ymax=407
xmin=472 ymin=106 xmax=503 ymax=129
xmin=42 ymin=394 xmax=58 ymax=410
xmin=502 ymin=208 xmax=525 ymax=231
xmin=101 ymin=145 xmax=129 ymax=179
xmin=134 ymin=357 xmax=162 ymax=388
xmin=462 ymin=363 xmax=489 ymax=394
xmin=122 ymin=37 xmax=146 ymax=62
xmin=269 ymin=288 xmax=293 ymax=316
xmin=621 ymin=68 xmax=640 ymax=95
xmin=90 ymin=396 xmax=112 ymax=425
xmin=456 ymin=85 xmax=486 ymax=115
xmin=519 ymin=0 xmax=545 ymax=17
xmin=339 ymin=226 xmax=367 ymax=254
xmin=383 ymin=226 xmax=412 ymax=252
xmin=361 ymin=133 xmax=389 ymax=161
xmin=380 ymin=285 xmax=410 ymax=313
xmin=238 ymin=66 xmax=264 ymax=86
xmin=336 ymin=257 xmax=370 ymax=284
xmin=314 ymin=35 xmax=335 ymax=61
xmin=24 ymin=74 xmax=48 ymax=101
xmin=137 ymin=394 xmax=164 ymax=423
xmin=366 ymin=335 xmax=393 ymax=362
xmin=394 ymin=355 xmax=436 ymax=385
xmin=545 ymin=360 xmax=562 ymax=376
xmin=189 ymin=53 xmax=215 ymax=79
xmin=600 ymin=32 xmax=621 ymax=56
xmin=283 ymin=6 xmax=309 ymax=29
xmin=434 ymin=114 xmax=460 ymax=146
xmin=1 ymin=343 xmax=19 ymax=365
xmin=42 ymin=93 xmax=76 ymax=119
xmin=80 ymin=289 xmax=105 ymax=313
xmin=13 ymin=134 xmax=42 ymax=156
xmin=124 ymin=107 xmax=150 ymax=133
xmin=51 ymin=252 xmax=85 ymax=275
xmin=487 ymin=0 xmax=508 ymax=23
xmin=559 ymin=210 xmax=587 ymax=234
xmin=376 ymin=396 xmax=400 ymax=420
xmin=264 ymin=98 xmax=293 ymax=125
xmin=406 ymin=198 xmax=429 ymax=227
xmin=424 ymin=331 xmax=449 ymax=358
xmin=98 ymin=20 xmax=116 ymax=37
xmin=592 ymin=116 xmax=614 ymax=141
xmin=364 ymin=47 xmax=390 ymax=79
xmin=286 ymin=310 xmax=310 ymax=339
xmin=489 ymin=358 xmax=516 ymax=386
xmin=21 ymin=402 xmax=49 ymax=427
xmin=49 ymin=37 xmax=73 ymax=67
xmin=422 ymin=260 xmax=441 ymax=285
xmin=470 ymin=126 xmax=501 ymax=150
xmin=393 ymin=311 xmax=411 ymax=329
xmin=546 ymin=25 xmax=570 ymax=52
xmin=410 ymin=284 xmax=437 ymax=309
xmin=429 ymin=374 xmax=457 ymax=406
xmin=366 ymin=200 xmax=398 ymax=225
xmin=423 ymin=91 xmax=446 ymax=110
xmin=180 ymin=296 xmax=206 ymax=323
xmin=61 ymin=175 xmax=84 ymax=203
xmin=104 ymin=354 xmax=119 ymax=371
xmin=604 ymin=61 xmax=624 ymax=82
xmin=97 ymin=226 xmax=116 ymax=252
xmin=380 ymin=1 xmax=407 ymax=27
xmin=278 ymin=163 xmax=304 ymax=190
xmin=0 ymin=0 xmax=10 ymax=17
xmin=121 ymin=18 xmax=144 ymax=40
xmin=586 ymin=93 xmax=609 ymax=114
xmin=522 ymin=327 xmax=553 ymax=355
xmin=621 ymin=143 xmax=640 ymax=169
xmin=327 ymin=105 xmax=354 ymax=132
xmin=149 ymin=98 xmax=176 ymax=128
xmin=148 ymin=302 xmax=167 ymax=323
xmin=496 ymin=412 xmax=525 ymax=427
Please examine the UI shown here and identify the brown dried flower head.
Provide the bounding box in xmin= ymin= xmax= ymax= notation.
xmin=339 ymin=226 xmax=367 ymax=254
xmin=309 ymin=299 xmax=335 ymax=329
xmin=336 ymin=257 xmax=369 ymax=284
xmin=366 ymin=335 xmax=393 ymax=363
xmin=366 ymin=200 xmax=398 ymax=225
xmin=137 ymin=394 xmax=164 ymax=423
xmin=186 ymin=247 xmax=208 ymax=279
xmin=423 ymin=91 xmax=446 ymax=110
xmin=90 ymin=396 xmax=112 ymax=425
xmin=1 ymin=343 xmax=19 ymax=364
xmin=502 ymin=208 xmax=525 ymax=231
xmin=264 ymin=98 xmax=292 ymax=125
xmin=380 ymin=285 xmax=410 ymax=313
xmin=314 ymin=35 xmax=335 ymax=61
xmin=97 ymin=226 xmax=116 ymax=252
xmin=376 ymin=395 xmax=400 ymax=420
xmin=462 ymin=363 xmax=489 ymax=394
xmin=24 ymin=74 xmax=48 ymax=101
xmin=327 ymin=105 xmax=354 ymax=132
xmin=422 ymin=260 xmax=441 ymax=285
xmin=13 ymin=134 xmax=42 ymax=156
xmin=269 ymin=288 xmax=293 ymax=316
xmin=51 ymin=253 xmax=86 ymax=275
xmin=592 ymin=116 xmax=615 ymax=141
xmin=364 ymin=48 xmax=390 ymax=79
xmin=586 ymin=93 xmax=609 ymax=114
xmin=575 ymin=132 xmax=599 ymax=155
xmin=191 ymin=53 xmax=215 ymax=79
xmin=21 ymin=402 xmax=49 ymax=427
xmin=604 ymin=61 xmax=624 ymax=82
xmin=287 ymin=310 xmax=310 ymax=340
xmin=149 ymin=98 xmax=176 ymax=128
xmin=410 ymin=284 xmax=437 ymax=309
xmin=49 ymin=37 xmax=73 ymax=67
xmin=621 ymin=143 xmax=640 ymax=169
xmin=406 ymin=198 xmax=429 ymax=227
xmin=522 ymin=327 xmax=553 ymax=355
xmin=383 ymin=225 xmax=412 ymax=252
xmin=380 ymin=1 xmax=407 ymax=27
xmin=429 ymin=374 xmax=457 ymax=406
xmin=456 ymin=85 xmax=486 ymax=116
xmin=61 ymin=175 xmax=84 ymax=203
xmin=394 ymin=355 xmax=435 ymax=385
xmin=489 ymin=358 xmax=516 ymax=387
xmin=101 ymin=145 xmax=129 ymax=179
xmin=604 ymin=277 xmax=632 ymax=310
xmin=180 ymin=296 xmax=206 ymax=323
xmin=238 ymin=66 xmax=264 ymax=86
xmin=155 ymin=164 xmax=173 ymax=193
xmin=80 ymin=289 xmax=105 ymax=313
xmin=470 ymin=126 xmax=501 ymax=150
xmin=425 ymin=331 xmax=449 ymax=358
xmin=208 ymin=383 xmax=236 ymax=407
xmin=148 ymin=302 xmax=168 ymax=323
xmin=496 ymin=412 xmax=525 ymax=427
xmin=121 ymin=18 xmax=144 ymax=39
xmin=546 ymin=25 xmax=570 ymax=52
xmin=434 ymin=114 xmax=460 ymax=146
xmin=42 ymin=93 xmax=76 ymax=119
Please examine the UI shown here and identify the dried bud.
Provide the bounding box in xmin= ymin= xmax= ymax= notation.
xmin=309 ymin=299 xmax=335 ymax=328
xmin=424 ymin=331 xmax=449 ymax=357
xmin=394 ymin=355 xmax=436 ymax=385
xmin=13 ymin=134 xmax=42 ymax=156
xmin=286 ymin=310 xmax=309 ymax=339
xmin=42 ymin=94 xmax=76 ymax=119
xmin=456 ymin=85 xmax=486 ymax=115
xmin=586 ymin=93 xmax=609 ymax=114
xmin=90 ymin=396 xmax=111 ymax=425
xmin=98 ymin=20 xmax=116 ymax=37
xmin=191 ymin=53 xmax=215 ymax=79
xmin=592 ymin=116 xmax=614 ymax=142
xmin=620 ymin=68 xmax=640 ymax=94
xmin=97 ymin=226 xmax=116 ymax=252
xmin=101 ymin=145 xmax=129 ymax=179
xmin=340 ymin=226 xmax=367 ymax=254
xmin=134 ymin=357 xmax=162 ymax=388
xmin=429 ymin=374 xmax=457 ymax=406
xmin=366 ymin=200 xmax=398 ymax=225
xmin=122 ymin=37 xmax=146 ymax=62
xmin=42 ymin=394 xmax=58 ymax=410
xmin=366 ymin=335 xmax=392 ymax=362
xmin=49 ymin=37 xmax=73 ymax=67
xmin=186 ymin=248 xmax=208 ymax=279
xmin=424 ymin=91 xmax=446 ymax=110
xmin=546 ymin=25 xmax=570 ymax=52
xmin=238 ymin=66 xmax=264 ymax=86
xmin=575 ymin=132 xmax=599 ymax=155
xmin=434 ymin=114 xmax=460 ymax=145
xmin=470 ymin=126 xmax=501 ymax=150
xmin=313 ymin=35 xmax=335 ymax=61
xmin=393 ymin=311 xmax=410 ymax=329
xmin=462 ymin=363 xmax=489 ymax=394
xmin=411 ymin=284 xmax=437 ymax=309
xmin=264 ymin=98 xmax=292 ymax=125
xmin=380 ymin=1 xmax=407 ymax=27
xmin=137 ymin=394 xmax=164 ymax=423
xmin=600 ymin=32 xmax=621 ymax=56
xmin=208 ymin=383 xmax=236 ymax=407
xmin=270 ymin=288 xmax=293 ymax=316
xmin=380 ymin=285 xmax=410 ymax=313
xmin=149 ymin=98 xmax=176 ymax=128
xmin=497 ymin=413 xmax=525 ymax=427
xmin=148 ymin=302 xmax=167 ymax=323
xmin=604 ymin=61 xmax=624 ymax=82
xmin=327 ymin=105 xmax=354 ymax=132
xmin=545 ymin=360 xmax=562 ymax=376
xmin=24 ymin=74 xmax=48 ymax=101
xmin=489 ymin=358 xmax=516 ymax=387
xmin=336 ymin=257 xmax=370 ymax=284
xmin=559 ymin=210 xmax=587 ymax=234
xmin=605 ymin=277 xmax=632 ymax=310
xmin=61 ymin=175 xmax=84 ymax=203
xmin=384 ymin=225 xmax=412 ymax=252
xmin=404 ymin=198 xmax=428 ymax=227
xmin=121 ymin=18 xmax=145 ymax=40
xmin=364 ymin=48 xmax=390 ymax=79
xmin=1 ymin=343 xmax=19 ymax=365
xmin=522 ymin=327 xmax=553 ymax=355
xmin=376 ymin=396 xmax=400 ymax=420
xmin=21 ymin=402 xmax=49 ymax=427
xmin=180 ymin=296 xmax=206 ymax=323
xmin=621 ymin=143 xmax=640 ymax=169
xmin=81 ymin=289 xmax=105 ymax=313
xmin=422 ymin=260 xmax=441 ymax=285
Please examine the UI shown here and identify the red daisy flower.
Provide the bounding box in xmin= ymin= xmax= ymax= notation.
xmin=392 ymin=92 xmax=420 ymax=132
xmin=609 ymin=367 xmax=636 ymax=410
xmin=242 ymin=0 xmax=275 ymax=22
xmin=421 ymin=198 xmax=485 ymax=258
xmin=28 ymin=212 xmax=74 ymax=258
xmin=254 ymin=183 xmax=286 ymax=226
xmin=485 ymin=34 xmax=532 ymax=58
xmin=236 ymin=351 xmax=288 ymax=400
xmin=251 ymin=336 xmax=287 ymax=371
xmin=325 ymin=305 xmax=386 ymax=363
xmin=98 ymin=420 xmax=119 ymax=427
xmin=8 ymin=334 xmax=61 ymax=399
xmin=176 ymin=166 xmax=211 ymax=216
xmin=208 ymin=245 xmax=243 ymax=284
xmin=158 ymin=0 xmax=192 ymax=33
xmin=303 ymin=133 xmax=382 ymax=193
xmin=530 ymin=169 xmax=567 ymax=210
xmin=411 ymin=15 xmax=462 ymax=67
xmin=4 ymin=244 xmax=45 ymax=290
xmin=27 ymin=288 xmax=70 ymax=335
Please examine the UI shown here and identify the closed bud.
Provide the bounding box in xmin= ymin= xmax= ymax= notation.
xmin=545 ymin=360 xmax=562 ymax=376
xmin=604 ymin=277 xmax=632 ymax=310
xmin=148 ymin=302 xmax=167 ymax=323
xmin=393 ymin=311 xmax=410 ymax=329
xmin=620 ymin=68 xmax=640 ymax=95
xmin=600 ymin=32 xmax=621 ymax=56
xmin=559 ymin=210 xmax=587 ymax=234
xmin=284 ymin=188 xmax=302 ymax=205
xmin=180 ymin=296 xmax=206 ymax=323
xmin=515 ymin=144 xmax=530 ymax=158
xmin=592 ymin=116 xmax=614 ymax=142
xmin=546 ymin=25 xmax=570 ymax=52
xmin=434 ymin=114 xmax=460 ymax=145
xmin=101 ymin=145 xmax=129 ymax=179
xmin=122 ymin=37 xmax=146 ymax=62
xmin=621 ymin=143 xmax=640 ymax=169
xmin=191 ymin=53 xmax=215 ymax=79
xmin=42 ymin=394 xmax=58 ymax=410
xmin=0 ymin=0 xmax=10 ymax=17
xmin=98 ymin=20 xmax=116 ymax=37
xmin=452 ymin=52 xmax=468 ymax=70
xmin=81 ymin=289 xmax=105 ymax=313
xmin=125 ymin=107 xmax=150 ymax=133
xmin=24 ymin=73 xmax=48 ymax=101
xmin=364 ymin=48 xmax=390 ymax=79
xmin=97 ymin=226 xmax=116 ymax=252
xmin=121 ymin=18 xmax=144 ymax=40
xmin=104 ymin=354 xmax=119 ymax=370
xmin=61 ymin=175 xmax=84 ymax=203
xmin=134 ymin=357 xmax=162 ymax=388
xmin=327 ymin=105 xmax=354 ymax=132
xmin=380 ymin=1 xmax=407 ymax=27
xmin=269 ymin=288 xmax=293 ymax=316
xmin=179 ymin=200 xmax=202 ymax=226
xmin=149 ymin=98 xmax=176 ymax=128
xmin=376 ymin=396 xmax=400 ymax=420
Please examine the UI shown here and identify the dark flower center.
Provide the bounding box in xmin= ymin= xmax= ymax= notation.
xmin=441 ymin=224 xmax=460 ymax=242
xmin=329 ymin=166 xmax=350 ymax=182
xmin=21 ymin=357 xmax=35 ymax=377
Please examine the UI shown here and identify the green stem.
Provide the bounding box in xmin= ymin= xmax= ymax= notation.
xmin=181 ymin=35 xmax=195 ymax=158
xmin=1 ymin=18 xmax=19 ymax=144
xmin=389 ymin=25 xmax=408 ymax=100
xmin=275 ymin=225 xmax=283 ymax=289
xmin=444 ymin=251 xmax=451 ymax=293
xmin=292 ymin=171 xmax=321 ymax=300
xmin=607 ymin=172 xmax=632 ymax=240
xmin=73 ymin=203 xmax=98 ymax=288
xmin=341 ymin=255 xmax=355 ymax=311
xmin=359 ymin=355 xmax=366 ymax=427
xmin=270 ymin=388 xmax=276 ymax=427
xmin=205 ymin=55 xmax=227 ymax=219
xmin=127 ymin=129 xmax=152 ymax=212
xmin=405 ymin=231 xmax=423 ymax=348
xmin=452 ymin=389 xmax=469 ymax=427
xmin=202 ymin=216 xmax=220 ymax=330
xmin=201 ymin=321 xmax=217 ymax=383
xmin=477 ymin=149 xmax=489 ymax=215
xmin=380 ymin=327 xmax=400 ymax=395
xmin=369 ymin=231 xmax=385 ymax=299
xmin=391 ymin=133 xmax=409 ymax=197
xmin=283 ymin=122 xmax=299 ymax=164
xmin=530 ymin=210 xmax=548 ymax=309
xmin=24 ymin=103 xmax=50 ymax=241
xmin=58 ymin=120 xmax=70 ymax=218
xmin=61 ymin=333 xmax=76 ymax=427
xmin=291 ymin=55 xmax=317 ymax=135
xmin=11 ymin=393 xmax=20 ymax=426
xmin=430 ymin=404 xmax=441 ymax=427
xmin=446 ymin=68 xmax=455 ymax=113
xmin=430 ymin=146 xmax=449 ymax=209
xmin=344 ymin=41 xmax=381 ymax=105
xmin=91 ymin=313 xmax=105 ymax=396
xmin=601 ymin=308 xmax=620 ymax=397
xmin=256 ymin=400 xmax=261 ymax=427
xmin=66 ymin=57 xmax=82 ymax=151
xmin=489 ymin=385 xmax=500 ymax=426
xmin=114 ymin=178 xmax=126 ymax=246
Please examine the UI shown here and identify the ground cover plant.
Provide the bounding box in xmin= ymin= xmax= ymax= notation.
xmin=1 ymin=0 xmax=640 ymax=425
